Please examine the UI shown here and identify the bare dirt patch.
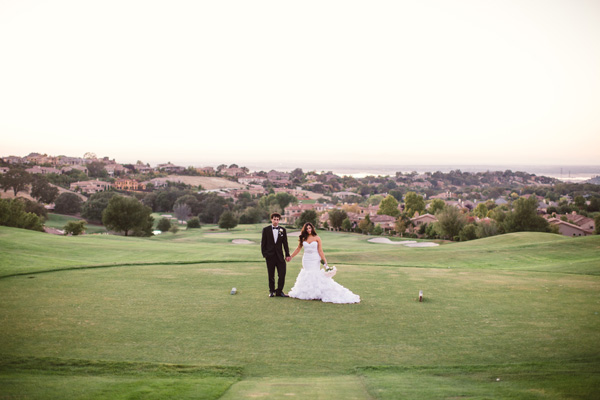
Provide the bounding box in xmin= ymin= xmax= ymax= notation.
xmin=166 ymin=175 xmax=244 ymax=190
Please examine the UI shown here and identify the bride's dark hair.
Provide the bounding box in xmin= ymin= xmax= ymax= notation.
xmin=299 ymin=222 xmax=317 ymax=245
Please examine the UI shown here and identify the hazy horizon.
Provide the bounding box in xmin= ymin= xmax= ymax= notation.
xmin=2 ymin=1 xmax=599 ymax=166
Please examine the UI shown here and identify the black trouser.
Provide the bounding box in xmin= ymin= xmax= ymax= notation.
xmin=266 ymin=255 xmax=286 ymax=294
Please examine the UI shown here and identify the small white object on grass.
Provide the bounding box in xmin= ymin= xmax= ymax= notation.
xmin=230 ymin=287 xmax=237 ymax=295
xmin=419 ymin=290 xmax=423 ymax=302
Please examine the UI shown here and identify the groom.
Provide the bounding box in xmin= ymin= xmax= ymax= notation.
xmin=261 ymin=212 xmax=291 ymax=297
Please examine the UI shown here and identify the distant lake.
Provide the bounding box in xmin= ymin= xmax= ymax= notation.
xmin=243 ymin=163 xmax=600 ymax=182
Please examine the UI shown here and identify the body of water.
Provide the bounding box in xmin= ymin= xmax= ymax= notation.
xmin=243 ymin=163 xmax=600 ymax=182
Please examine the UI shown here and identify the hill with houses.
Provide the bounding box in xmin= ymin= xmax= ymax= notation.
xmin=1 ymin=152 xmax=599 ymax=239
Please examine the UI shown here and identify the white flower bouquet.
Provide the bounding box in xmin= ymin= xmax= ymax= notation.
xmin=323 ymin=264 xmax=337 ymax=278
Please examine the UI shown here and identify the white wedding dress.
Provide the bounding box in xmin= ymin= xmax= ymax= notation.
xmin=288 ymin=241 xmax=360 ymax=304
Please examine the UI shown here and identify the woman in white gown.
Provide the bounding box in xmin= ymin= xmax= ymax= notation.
xmin=288 ymin=223 xmax=360 ymax=304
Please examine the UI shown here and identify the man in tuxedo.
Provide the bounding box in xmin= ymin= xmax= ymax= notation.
xmin=261 ymin=212 xmax=291 ymax=297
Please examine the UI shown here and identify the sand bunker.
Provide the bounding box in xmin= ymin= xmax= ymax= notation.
xmin=232 ymin=239 xmax=254 ymax=245
xmin=368 ymin=237 xmax=438 ymax=247
xmin=287 ymin=231 xmax=301 ymax=236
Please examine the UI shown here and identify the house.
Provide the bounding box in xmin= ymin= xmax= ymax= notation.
xmin=0 ymin=167 xmax=9 ymax=174
xmin=562 ymin=212 xmax=595 ymax=232
xmin=2 ymin=156 xmax=24 ymax=164
xmin=238 ymin=175 xmax=267 ymax=185
xmin=58 ymin=156 xmax=86 ymax=166
xmin=114 ymin=179 xmax=146 ymax=191
xmin=133 ymin=164 xmax=154 ymax=173
xmin=61 ymin=165 xmax=88 ymax=175
xmin=547 ymin=218 xmax=594 ymax=237
xmin=267 ymin=170 xmax=290 ymax=181
xmin=370 ymin=214 xmax=396 ymax=231
xmin=70 ymin=180 xmax=112 ymax=194
xmin=221 ymin=167 xmax=246 ymax=177
xmin=145 ymin=177 xmax=169 ymax=188
xmin=25 ymin=166 xmax=61 ymax=175
xmin=411 ymin=213 xmax=438 ymax=227
xmin=156 ymin=163 xmax=185 ymax=173
xmin=104 ymin=163 xmax=128 ymax=176
xmin=196 ymin=166 xmax=215 ymax=176
xmin=333 ymin=191 xmax=360 ymax=200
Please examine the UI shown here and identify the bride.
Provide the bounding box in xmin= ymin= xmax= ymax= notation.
xmin=288 ymin=222 xmax=360 ymax=304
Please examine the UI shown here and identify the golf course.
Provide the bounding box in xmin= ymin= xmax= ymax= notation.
xmin=0 ymin=224 xmax=599 ymax=399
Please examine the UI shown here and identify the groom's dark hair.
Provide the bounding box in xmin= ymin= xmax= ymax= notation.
xmin=270 ymin=213 xmax=282 ymax=219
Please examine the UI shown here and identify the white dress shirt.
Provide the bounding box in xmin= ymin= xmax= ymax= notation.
xmin=272 ymin=225 xmax=279 ymax=243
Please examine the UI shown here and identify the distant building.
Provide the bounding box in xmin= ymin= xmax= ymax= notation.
xmin=70 ymin=180 xmax=112 ymax=194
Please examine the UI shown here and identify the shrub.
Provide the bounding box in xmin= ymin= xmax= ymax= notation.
xmin=459 ymin=224 xmax=478 ymax=241
xmin=156 ymin=217 xmax=172 ymax=232
xmin=187 ymin=217 xmax=201 ymax=229
xmin=0 ymin=199 xmax=44 ymax=232
xmin=63 ymin=220 xmax=86 ymax=236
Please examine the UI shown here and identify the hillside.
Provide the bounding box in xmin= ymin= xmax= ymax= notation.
xmin=1 ymin=226 xmax=598 ymax=278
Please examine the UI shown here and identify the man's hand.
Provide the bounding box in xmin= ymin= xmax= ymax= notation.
xmin=286 ymin=256 xmax=291 ymax=262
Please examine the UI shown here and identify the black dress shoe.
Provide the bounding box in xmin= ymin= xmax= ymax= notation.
xmin=269 ymin=292 xmax=275 ymax=297
xmin=276 ymin=292 xmax=289 ymax=297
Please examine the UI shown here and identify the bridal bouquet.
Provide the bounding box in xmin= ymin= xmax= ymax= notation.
xmin=323 ymin=264 xmax=337 ymax=278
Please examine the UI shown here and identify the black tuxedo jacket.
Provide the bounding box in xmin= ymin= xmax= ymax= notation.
xmin=261 ymin=225 xmax=290 ymax=263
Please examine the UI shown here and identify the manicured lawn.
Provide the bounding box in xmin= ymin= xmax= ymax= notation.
xmin=0 ymin=226 xmax=599 ymax=398
xmin=45 ymin=213 xmax=108 ymax=234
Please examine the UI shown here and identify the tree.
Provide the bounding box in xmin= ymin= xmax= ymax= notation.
xmin=18 ymin=198 xmax=48 ymax=219
xmin=474 ymin=203 xmax=488 ymax=219
xmin=341 ymin=218 xmax=352 ymax=232
xmin=502 ymin=196 xmax=550 ymax=233
xmin=169 ymin=225 xmax=179 ymax=234
xmin=296 ymin=210 xmax=318 ymax=228
xmin=218 ymin=211 xmax=238 ymax=230
xmin=367 ymin=194 xmax=385 ymax=206
xmin=358 ymin=214 xmax=374 ymax=234
xmin=63 ymin=220 xmax=86 ymax=236
xmin=0 ymin=168 xmax=31 ymax=196
xmin=156 ymin=217 xmax=172 ymax=232
xmin=395 ymin=214 xmax=412 ymax=236
xmin=81 ymin=191 xmax=118 ymax=223
xmin=373 ymin=224 xmax=383 ymax=235
xmin=428 ymin=198 xmax=446 ymax=216
xmin=199 ymin=193 xmax=230 ymax=224
xmin=54 ymin=193 xmax=83 ymax=215
xmin=329 ymin=209 xmax=348 ymax=230
xmin=0 ymin=199 xmax=44 ymax=231
xmin=30 ymin=175 xmax=59 ymax=204
xmin=435 ymin=206 xmax=467 ymax=240
xmin=87 ymin=161 xmax=107 ymax=178
xmin=404 ymin=191 xmax=425 ymax=217
xmin=173 ymin=203 xmax=192 ymax=222
xmin=102 ymin=196 xmax=154 ymax=236
xmin=174 ymin=194 xmax=201 ymax=215
xmin=588 ymin=197 xmax=600 ymax=212
xmin=574 ymin=196 xmax=586 ymax=209
xmin=239 ymin=207 xmax=264 ymax=224
xmin=378 ymin=195 xmax=400 ymax=217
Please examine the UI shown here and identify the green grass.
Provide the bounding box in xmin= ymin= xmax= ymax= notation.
xmin=45 ymin=213 xmax=108 ymax=234
xmin=0 ymin=225 xmax=599 ymax=399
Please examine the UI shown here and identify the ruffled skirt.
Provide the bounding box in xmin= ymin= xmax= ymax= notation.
xmin=289 ymin=255 xmax=360 ymax=304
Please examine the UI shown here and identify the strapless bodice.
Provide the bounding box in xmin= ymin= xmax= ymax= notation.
xmin=303 ymin=241 xmax=318 ymax=254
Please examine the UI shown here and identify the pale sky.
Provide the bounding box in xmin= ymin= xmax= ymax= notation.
xmin=1 ymin=0 xmax=599 ymax=168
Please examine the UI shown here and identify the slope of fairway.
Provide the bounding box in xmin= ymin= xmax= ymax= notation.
xmin=1 ymin=226 xmax=599 ymax=278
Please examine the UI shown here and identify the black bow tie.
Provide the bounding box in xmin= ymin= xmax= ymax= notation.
xmin=273 ymin=227 xmax=279 ymax=230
